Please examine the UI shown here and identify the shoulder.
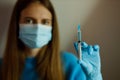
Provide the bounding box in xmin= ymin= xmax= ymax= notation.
xmin=60 ymin=51 xmax=81 ymax=70
xmin=61 ymin=52 xmax=77 ymax=63
xmin=61 ymin=52 xmax=87 ymax=80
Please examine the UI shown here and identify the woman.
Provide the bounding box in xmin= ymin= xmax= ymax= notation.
xmin=0 ymin=0 xmax=102 ymax=80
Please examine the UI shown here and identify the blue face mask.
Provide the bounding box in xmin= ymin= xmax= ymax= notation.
xmin=19 ymin=24 xmax=52 ymax=48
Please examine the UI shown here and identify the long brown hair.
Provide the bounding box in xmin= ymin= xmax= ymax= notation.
xmin=2 ymin=0 xmax=64 ymax=80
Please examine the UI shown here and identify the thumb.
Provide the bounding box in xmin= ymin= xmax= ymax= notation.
xmin=74 ymin=42 xmax=78 ymax=53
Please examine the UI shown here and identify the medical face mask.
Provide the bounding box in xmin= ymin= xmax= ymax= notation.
xmin=19 ymin=24 xmax=52 ymax=48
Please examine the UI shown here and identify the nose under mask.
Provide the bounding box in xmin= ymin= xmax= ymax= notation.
xmin=19 ymin=24 xmax=52 ymax=48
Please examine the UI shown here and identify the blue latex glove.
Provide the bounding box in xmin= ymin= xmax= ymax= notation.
xmin=74 ymin=42 xmax=102 ymax=80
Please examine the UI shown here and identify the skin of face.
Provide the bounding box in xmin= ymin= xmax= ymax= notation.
xmin=19 ymin=2 xmax=52 ymax=57
xmin=19 ymin=2 xmax=52 ymax=25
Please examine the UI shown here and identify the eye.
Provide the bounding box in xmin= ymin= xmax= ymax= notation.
xmin=24 ymin=18 xmax=34 ymax=24
xmin=41 ymin=19 xmax=51 ymax=25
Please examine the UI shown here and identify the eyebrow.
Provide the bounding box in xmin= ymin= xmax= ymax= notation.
xmin=23 ymin=16 xmax=52 ymax=21
xmin=42 ymin=18 xmax=52 ymax=21
xmin=23 ymin=17 xmax=36 ymax=20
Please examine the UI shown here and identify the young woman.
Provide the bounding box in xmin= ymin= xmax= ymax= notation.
xmin=0 ymin=0 xmax=102 ymax=80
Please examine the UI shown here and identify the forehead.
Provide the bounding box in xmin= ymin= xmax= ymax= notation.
xmin=20 ymin=2 xmax=52 ymax=20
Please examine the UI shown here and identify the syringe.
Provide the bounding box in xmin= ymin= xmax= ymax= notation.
xmin=77 ymin=25 xmax=82 ymax=60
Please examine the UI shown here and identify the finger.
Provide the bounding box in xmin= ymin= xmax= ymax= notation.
xmin=88 ymin=45 xmax=93 ymax=55
xmin=93 ymin=45 xmax=100 ymax=51
xmin=81 ymin=42 xmax=88 ymax=48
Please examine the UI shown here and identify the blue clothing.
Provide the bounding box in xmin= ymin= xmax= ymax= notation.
xmin=61 ymin=52 xmax=86 ymax=80
xmin=0 ymin=52 xmax=86 ymax=80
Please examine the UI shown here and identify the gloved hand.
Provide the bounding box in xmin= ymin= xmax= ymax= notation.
xmin=74 ymin=42 xmax=102 ymax=80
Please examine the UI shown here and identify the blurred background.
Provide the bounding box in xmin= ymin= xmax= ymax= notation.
xmin=0 ymin=0 xmax=120 ymax=79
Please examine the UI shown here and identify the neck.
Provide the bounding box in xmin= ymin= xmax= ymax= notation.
xmin=26 ymin=47 xmax=41 ymax=57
